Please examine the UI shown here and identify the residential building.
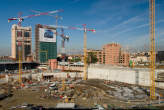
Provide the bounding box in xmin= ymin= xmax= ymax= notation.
xmin=130 ymin=52 xmax=150 ymax=66
xmin=86 ymin=43 xmax=129 ymax=66
xmin=102 ymin=43 xmax=121 ymax=65
xmin=119 ymin=52 xmax=130 ymax=66
xmin=87 ymin=49 xmax=102 ymax=64
xmin=102 ymin=43 xmax=129 ymax=66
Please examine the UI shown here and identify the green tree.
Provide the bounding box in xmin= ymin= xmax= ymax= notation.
xmin=70 ymin=57 xmax=81 ymax=62
xmin=87 ymin=52 xmax=98 ymax=64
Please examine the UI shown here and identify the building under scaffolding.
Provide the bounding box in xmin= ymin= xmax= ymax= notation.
xmin=35 ymin=24 xmax=57 ymax=63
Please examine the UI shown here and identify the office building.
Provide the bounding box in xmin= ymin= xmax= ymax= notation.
xmin=35 ymin=24 xmax=57 ymax=63
xmin=11 ymin=24 xmax=32 ymax=61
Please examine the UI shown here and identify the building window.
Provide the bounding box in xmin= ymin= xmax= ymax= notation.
xmin=24 ymin=45 xmax=31 ymax=57
xmin=17 ymin=31 xmax=22 ymax=37
xmin=24 ymin=31 xmax=30 ymax=37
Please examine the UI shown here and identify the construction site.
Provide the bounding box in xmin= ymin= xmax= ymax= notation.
xmin=1 ymin=68 xmax=164 ymax=109
xmin=1 ymin=0 xmax=164 ymax=109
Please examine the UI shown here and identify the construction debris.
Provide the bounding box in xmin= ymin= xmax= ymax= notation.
xmin=105 ymin=82 xmax=149 ymax=101
xmin=0 ymin=74 xmax=164 ymax=109
xmin=0 ymin=89 xmax=6 ymax=99
xmin=0 ymin=84 xmax=12 ymax=100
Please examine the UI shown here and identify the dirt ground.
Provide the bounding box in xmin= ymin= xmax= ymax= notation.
xmin=0 ymin=79 xmax=164 ymax=110
xmin=0 ymin=87 xmax=129 ymax=109
xmin=0 ymin=82 xmax=132 ymax=109
xmin=0 ymin=89 xmax=60 ymax=109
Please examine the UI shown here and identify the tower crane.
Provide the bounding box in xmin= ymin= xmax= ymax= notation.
xmin=31 ymin=10 xmax=63 ymax=27
xmin=8 ymin=9 xmax=63 ymax=84
xmin=31 ymin=12 xmax=96 ymax=79
xmin=50 ymin=24 xmax=96 ymax=80
xmin=57 ymin=28 xmax=69 ymax=90
xmin=31 ymin=10 xmax=70 ymax=72
xmin=41 ymin=24 xmax=95 ymax=91
xmin=8 ymin=10 xmax=63 ymax=26
xmin=42 ymin=25 xmax=70 ymax=65
xmin=60 ymin=28 xmax=70 ymax=59
xmin=149 ymin=0 xmax=156 ymax=100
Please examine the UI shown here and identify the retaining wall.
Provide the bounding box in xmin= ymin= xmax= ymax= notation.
xmin=88 ymin=65 xmax=164 ymax=89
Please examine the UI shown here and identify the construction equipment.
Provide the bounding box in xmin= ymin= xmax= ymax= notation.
xmin=57 ymin=28 xmax=69 ymax=90
xmin=50 ymin=25 xmax=96 ymax=80
xmin=31 ymin=10 xmax=63 ymax=27
xmin=41 ymin=24 xmax=95 ymax=82
xmin=35 ymin=24 xmax=68 ymax=90
xmin=70 ymin=24 xmax=95 ymax=80
xmin=149 ymin=0 xmax=156 ymax=100
xmin=31 ymin=10 xmax=67 ymax=71
xmin=8 ymin=12 xmax=23 ymax=84
xmin=60 ymin=28 xmax=70 ymax=61
xmin=83 ymin=24 xmax=87 ymax=80
xmin=41 ymin=25 xmax=70 ymax=68
xmin=8 ymin=10 xmax=63 ymax=26
xmin=8 ymin=10 xmax=62 ymax=84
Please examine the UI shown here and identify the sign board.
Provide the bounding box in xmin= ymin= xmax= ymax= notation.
xmin=39 ymin=28 xmax=56 ymax=42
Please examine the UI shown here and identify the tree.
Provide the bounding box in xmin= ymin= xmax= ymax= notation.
xmin=70 ymin=57 xmax=81 ymax=62
xmin=87 ymin=52 xmax=98 ymax=64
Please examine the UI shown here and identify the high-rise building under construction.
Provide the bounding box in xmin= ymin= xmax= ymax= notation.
xmin=11 ymin=24 xmax=32 ymax=61
xmin=35 ymin=24 xmax=57 ymax=63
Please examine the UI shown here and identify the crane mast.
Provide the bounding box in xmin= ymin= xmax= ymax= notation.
xmin=8 ymin=10 xmax=62 ymax=85
xmin=149 ymin=0 xmax=156 ymax=100
xmin=42 ymin=24 xmax=95 ymax=80
xmin=52 ymin=24 xmax=95 ymax=80
xmin=83 ymin=24 xmax=87 ymax=80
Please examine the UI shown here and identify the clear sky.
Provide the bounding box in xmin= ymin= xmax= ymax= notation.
xmin=0 ymin=0 xmax=164 ymax=56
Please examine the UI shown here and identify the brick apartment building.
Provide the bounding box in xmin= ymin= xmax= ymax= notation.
xmin=87 ymin=49 xmax=102 ymax=64
xmin=102 ymin=43 xmax=129 ymax=66
xmin=102 ymin=43 xmax=121 ymax=65
xmin=87 ymin=43 xmax=130 ymax=66
xmin=119 ymin=52 xmax=130 ymax=66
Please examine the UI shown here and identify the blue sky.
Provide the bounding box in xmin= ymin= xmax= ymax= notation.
xmin=0 ymin=0 xmax=164 ymax=55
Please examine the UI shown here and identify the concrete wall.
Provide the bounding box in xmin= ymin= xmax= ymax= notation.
xmin=88 ymin=66 xmax=164 ymax=89
xmin=0 ymin=72 xmax=83 ymax=84
xmin=33 ymin=72 xmax=83 ymax=79
xmin=1 ymin=65 xmax=164 ymax=89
